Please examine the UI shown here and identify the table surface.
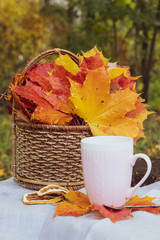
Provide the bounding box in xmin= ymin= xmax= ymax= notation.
xmin=1 ymin=178 xmax=160 ymax=240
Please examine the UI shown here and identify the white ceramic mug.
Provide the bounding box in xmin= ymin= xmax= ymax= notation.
xmin=81 ymin=136 xmax=152 ymax=207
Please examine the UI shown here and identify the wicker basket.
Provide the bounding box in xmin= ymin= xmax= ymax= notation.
xmin=12 ymin=48 xmax=92 ymax=190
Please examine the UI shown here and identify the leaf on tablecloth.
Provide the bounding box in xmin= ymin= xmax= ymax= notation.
xmin=22 ymin=185 xmax=160 ymax=221
xmin=53 ymin=190 xmax=92 ymax=217
xmin=92 ymin=195 xmax=160 ymax=222
xmin=92 ymin=203 xmax=133 ymax=223
xmin=132 ymin=207 xmax=160 ymax=214
xmin=125 ymin=195 xmax=156 ymax=206
xmin=126 ymin=195 xmax=160 ymax=215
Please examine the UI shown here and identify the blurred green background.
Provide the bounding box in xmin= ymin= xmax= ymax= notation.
xmin=0 ymin=0 xmax=160 ymax=180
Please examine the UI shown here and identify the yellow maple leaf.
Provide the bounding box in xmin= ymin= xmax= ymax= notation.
xmin=64 ymin=190 xmax=91 ymax=207
xmin=53 ymin=190 xmax=92 ymax=217
xmin=108 ymin=67 xmax=129 ymax=79
xmin=55 ymin=54 xmax=79 ymax=75
xmin=125 ymin=195 xmax=156 ymax=206
xmin=69 ymin=66 xmax=140 ymax=139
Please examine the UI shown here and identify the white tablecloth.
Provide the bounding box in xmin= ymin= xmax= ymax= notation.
xmin=1 ymin=178 xmax=160 ymax=240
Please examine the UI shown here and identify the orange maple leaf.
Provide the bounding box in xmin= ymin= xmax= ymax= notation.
xmin=125 ymin=195 xmax=160 ymax=215
xmin=92 ymin=203 xmax=133 ymax=223
xmin=125 ymin=195 xmax=156 ymax=206
xmin=132 ymin=207 xmax=160 ymax=215
xmin=53 ymin=190 xmax=92 ymax=217
xmin=31 ymin=106 xmax=72 ymax=125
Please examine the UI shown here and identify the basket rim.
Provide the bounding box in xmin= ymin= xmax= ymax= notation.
xmin=15 ymin=120 xmax=91 ymax=131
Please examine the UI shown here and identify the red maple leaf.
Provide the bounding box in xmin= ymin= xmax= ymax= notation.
xmin=80 ymin=51 xmax=105 ymax=70
xmin=10 ymin=61 xmax=75 ymax=124
xmin=92 ymin=203 xmax=133 ymax=223
xmin=27 ymin=62 xmax=54 ymax=92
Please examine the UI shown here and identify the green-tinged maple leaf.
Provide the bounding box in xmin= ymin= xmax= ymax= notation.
xmin=69 ymin=66 xmax=140 ymax=139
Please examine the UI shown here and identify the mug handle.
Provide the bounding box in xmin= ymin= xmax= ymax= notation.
xmin=126 ymin=153 xmax=152 ymax=199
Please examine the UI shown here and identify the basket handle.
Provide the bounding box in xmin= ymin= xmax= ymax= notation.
xmin=23 ymin=48 xmax=79 ymax=72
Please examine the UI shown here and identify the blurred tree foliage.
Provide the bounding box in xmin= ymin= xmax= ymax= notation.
xmin=0 ymin=0 xmax=160 ymax=109
xmin=0 ymin=0 xmax=66 ymax=91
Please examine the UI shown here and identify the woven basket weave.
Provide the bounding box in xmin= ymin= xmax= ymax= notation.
xmin=12 ymin=48 xmax=92 ymax=190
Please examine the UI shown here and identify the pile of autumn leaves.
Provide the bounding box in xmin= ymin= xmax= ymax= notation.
xmin=9 ymin=47 xmax=150 ymax=142
xmin=23 ymin=189 xmax=160 ymax=223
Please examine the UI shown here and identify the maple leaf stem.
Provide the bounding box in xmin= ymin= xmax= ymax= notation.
xmin=81 ymin=119 xmax=86 ymax=125
xmin=72 ymin=117 xmax=78 ymax=125
xmin=72 ymin=115 xmax=86 ymax=125
xmin=72 ymin=115 xmax=81 ymax=125
xmin=75 ymin=116 xmax=81 ymax=125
